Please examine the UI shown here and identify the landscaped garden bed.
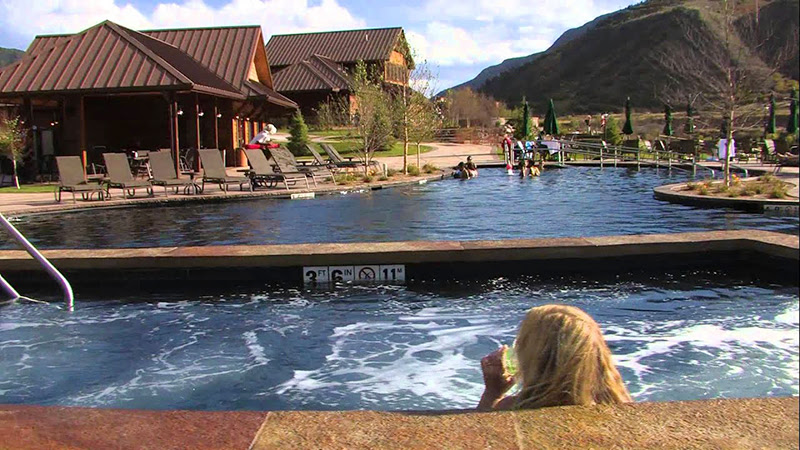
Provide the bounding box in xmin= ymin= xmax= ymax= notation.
xmin=684 ymin=174 xmax=791 ymax=199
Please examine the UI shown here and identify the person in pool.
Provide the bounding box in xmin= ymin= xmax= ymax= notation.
xmin=464 ymin=156 xmax=478 ymax=178
xmin=477 ymin=305 xmax=632 ymax=411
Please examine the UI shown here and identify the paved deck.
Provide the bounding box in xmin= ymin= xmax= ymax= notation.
xmin=2 ymin=397 xmax=796 ymax=449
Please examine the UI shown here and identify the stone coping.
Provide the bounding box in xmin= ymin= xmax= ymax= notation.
xmin=654 ymin=179 xmax=799 ymax=212
xmin=2 ymin=173 xmax=445 ymax=217
xmin=1 ymin=397 xmax=797 ymax=449
xmin=0 ymin=230 xmax=796 ymax=275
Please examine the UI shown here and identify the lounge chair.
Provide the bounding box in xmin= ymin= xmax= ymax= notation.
xmin=243 ymin=148 xmax=309 ymax=190
xmin=149 ymin=151 xmax=196 ymax=196
xmin=103 ymin=152 xmax=154 ymax=199
xmin=269 ymin=146 xmax=334 ymax=185
xmin=197 ymin=149 xmax=252 ymax=194
xmin=305 ymin=144 xmax=337 ymax=170
xmin=321 ymin=143 xmax=382 ymax=172
xmin=54 ymin=156 xmax=106 ymax=203
xmin=762 ymin=139 xmax=777 ymax=163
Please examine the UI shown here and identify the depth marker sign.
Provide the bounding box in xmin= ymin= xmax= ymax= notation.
xmin=303 ymin=265 xmax=406 ymax=285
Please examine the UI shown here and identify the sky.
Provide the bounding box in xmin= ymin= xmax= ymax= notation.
xmin=0 ymin=0 xmax=638 ymax=90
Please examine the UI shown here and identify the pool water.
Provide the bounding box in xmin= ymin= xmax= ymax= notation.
xmin=1 ymin=271 xmax=797 ymax=411
xmin=8 ymin=167 xmax=799 ymax=249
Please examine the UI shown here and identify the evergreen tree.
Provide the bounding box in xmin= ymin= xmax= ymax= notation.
xmin=287 ymin=111 xmax=310 ymax=156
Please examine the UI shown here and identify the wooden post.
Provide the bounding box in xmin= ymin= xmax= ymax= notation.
xmin=78 ymin=95 xmax=87 ymax=176
xmin=194 ymin=93 xmax=201 ymax=171
xmin=213 ymin=99 xmax=219 ymax=150
xmin=170 ymin=96 xmax=180 ymax=175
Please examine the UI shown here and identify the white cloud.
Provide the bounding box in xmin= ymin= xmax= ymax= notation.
xmin=0 ymin=0 xmax=365 ymax=44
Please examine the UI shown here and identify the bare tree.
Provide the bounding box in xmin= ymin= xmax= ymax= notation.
xmin=0 ymin=117 xmax=27 ymax=189
xmin=351 ymin=61 xmax=393 ymax=175
xmin=654 ymin=0 xmax=797 ymax=185
xmin=395 ymin=58 xmax=440 ymax=173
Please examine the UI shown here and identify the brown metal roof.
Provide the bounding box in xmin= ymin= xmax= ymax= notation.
xmin=266 ymin=27 xmax=402 ymax=68
xmin=143 ymin=26 xmax=260 ymax=93
xmin=0 ymin=21 xmax=243 ymax=98
xmin=273 ymin=54 xmax=351 ymax=93
xmin=242 ymin=80 xmax=299 ymax=108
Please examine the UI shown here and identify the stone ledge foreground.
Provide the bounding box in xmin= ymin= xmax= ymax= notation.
xmin=1 ymin=397 xmax=797 ymax=449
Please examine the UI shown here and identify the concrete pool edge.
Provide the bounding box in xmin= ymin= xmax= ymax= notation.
xmin=654 ymin=179 xmax=799 ymax=213
xmin=1 ymin=397 xmax=797 ymax=449
xmin=1 ymin=172 xmax=447 ymax=218
xmin=0 ymin=230 xmax=797 ymax=285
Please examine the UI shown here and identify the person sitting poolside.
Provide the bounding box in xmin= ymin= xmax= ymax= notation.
xmin=477 ymin=304 xmax=632 ymax=411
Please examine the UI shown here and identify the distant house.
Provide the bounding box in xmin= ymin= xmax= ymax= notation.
xmin=266 ymin=27 xmax=414 ymax=121
xmin=0 ymin=20 xmax=296 ymax=173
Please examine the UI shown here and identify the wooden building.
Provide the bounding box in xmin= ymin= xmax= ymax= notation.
xmin=266 ymin=27 xmax=414 ymax=121
xmin=0 ymin=20 xmax=297 ymax=175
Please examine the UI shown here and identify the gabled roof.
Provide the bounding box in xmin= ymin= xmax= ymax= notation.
xmin=273 ymin=54 xmax=351 ymax=93
xmin=0 ymin=21 xmax=243 ymax=98
xmin=266 ymin=27 xmax=403 ymax=68
xmin=143 ymin=26 xmax=263 ymax=94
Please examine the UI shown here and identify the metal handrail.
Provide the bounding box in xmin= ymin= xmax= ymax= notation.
xmin=0 ymin=213 xmax=74 ymax=311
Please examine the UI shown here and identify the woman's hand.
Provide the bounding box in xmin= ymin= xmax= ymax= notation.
xmin=477 ymin=345 xmax=515 ymax=411
xmin=481 ymin=345 xmax=515 ymax=394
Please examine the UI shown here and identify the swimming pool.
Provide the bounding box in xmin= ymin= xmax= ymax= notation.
xmin=1 ymin=270 xmax=797 ymax=411
xmin=8 ymin=167 xmax=799 ymax=249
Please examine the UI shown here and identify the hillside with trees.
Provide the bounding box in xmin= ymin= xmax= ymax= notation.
xmin=0 ymin=47 xmax=23 ymax=68
xmin=448 ymin=0 xmax=799 ymax=115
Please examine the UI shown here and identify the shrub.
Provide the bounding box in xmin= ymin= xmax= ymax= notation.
xmin=698 ymin=185 xmax=709 ymax=196
xmin=334 ymin=173 xmax=360 ymax=185
xmin=422 ymin=163 xmax=438 ymax=173
xmin=715 ymin=184 xmax=729 ymax=194
xmin=742 ymin=185 xmax=758 ymax=196
xmin=407 ymin=164 xmax=421 ymax=176
xmin=769 ymin=185 xmax=787 ymax=199
xmin=362 ymin=174 xmax=374 ymax=183
xmin=759 ymin=174 xmax=776 ymax=183
xmin=386 ymin=168 xmax=398 ymax=177
xmin=287 ymin=111 xmax=310 ymax=156
xmin=686 ymin=181 xmax=696 ymax=191
xmin=378 ymin=175 xmax=389 ymax=181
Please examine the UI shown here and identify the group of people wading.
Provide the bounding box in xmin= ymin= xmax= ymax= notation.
xmin=452 ymin=156 xmax=479 ymax=179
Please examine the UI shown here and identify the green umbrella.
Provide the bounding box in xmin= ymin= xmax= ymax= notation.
xmin=685 ymin=102 xmax=695 ymax=134
xmin=787 ymin=88 xmax=798 ymax=134
xmin=521 ymin=98 xmax=531 ymax=139
xmin=622 ymin=97 xmax=634 ymax=135
xmin=663 ymin=104 xmax=673 ymax=136
xmin=765 ymin=93 xmax=776 ymax=135
xmin=543 ymin=98 xmax=559 ymax=135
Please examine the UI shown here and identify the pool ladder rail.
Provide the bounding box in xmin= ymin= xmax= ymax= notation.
xmin=0 ymin=213 xmax=74 ymax=311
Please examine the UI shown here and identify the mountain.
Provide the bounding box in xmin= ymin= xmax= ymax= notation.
xmin=440 ymin=11 xmax=614 ymax=96
xmin=450 ymin=0 xmax=799 ymax=114
xmin=0 ymin=47 xmax=23 ymax=68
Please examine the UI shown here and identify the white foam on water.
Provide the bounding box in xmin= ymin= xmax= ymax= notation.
xmin=607 ymin=312 xmax=799 ymax=398
xmin=243 ymin=331 xmax=270 ymax=366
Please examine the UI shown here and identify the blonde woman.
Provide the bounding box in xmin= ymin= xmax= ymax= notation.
xmin=477 ymin=305 xmax=631 ymax=411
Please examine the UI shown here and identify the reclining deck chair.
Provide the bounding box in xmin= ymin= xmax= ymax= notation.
xmin=198 ymin=149 xmax=252 ymax=194
xmin=305 ymin=144 xmax=337 ymax=170
xmin=103 ymin=153 xmax=154 ymax=199
xmin=321 ymin=143 xmax=382 ymax=172
xmin=54 ymin=156 xmax=106 ymax=203
xmin=243 ymin=148 xmax=309 ymax=190
xmin=149 ymin=151 xmax=195 ymax=196
xmin=269 ymin=147 xmax=334 ymax=185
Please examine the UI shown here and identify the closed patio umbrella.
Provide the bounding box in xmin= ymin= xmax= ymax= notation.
xmin=765 ymin=93 xmax=776 ymax=135
xmin=663 ymin=104 xmax=673 ymax=136
xmin=685 ymin=102 xmax=695 ymax=134
xmin=622 ymin=97 xmax=634 ymax=135
xmin=543 ymin=98 xmax=559 ymax=136
xmin=787 ymin=88 xmax=798 ymax=135
xmin=521 ymin=98 xmax=531 ymax=139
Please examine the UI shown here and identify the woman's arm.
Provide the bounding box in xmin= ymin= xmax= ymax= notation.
xmin=477 ymin=346 xmax=516 ymax=411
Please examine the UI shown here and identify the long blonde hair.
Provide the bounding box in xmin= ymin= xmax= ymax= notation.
xmin=513 ymin=305 xmax=631 ymax=409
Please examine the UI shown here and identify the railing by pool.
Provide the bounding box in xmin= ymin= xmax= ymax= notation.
xmin=0 ymin=213 xmax=74 ymax=311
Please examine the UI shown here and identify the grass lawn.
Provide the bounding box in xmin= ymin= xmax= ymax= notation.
xmin=0 ymin=184 xmax=57 ymax=193
xmin=308 ymin=128 xmax=358 ymax=138
xmin=321 ymin=141 xmax=434 ymax=158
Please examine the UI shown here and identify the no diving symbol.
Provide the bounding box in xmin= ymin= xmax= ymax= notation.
xmin=357 ymin=267 xmax=376 ymax=280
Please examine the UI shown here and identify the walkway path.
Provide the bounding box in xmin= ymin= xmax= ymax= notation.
xmin=374 ymin=142 xmax=500 ymax=171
